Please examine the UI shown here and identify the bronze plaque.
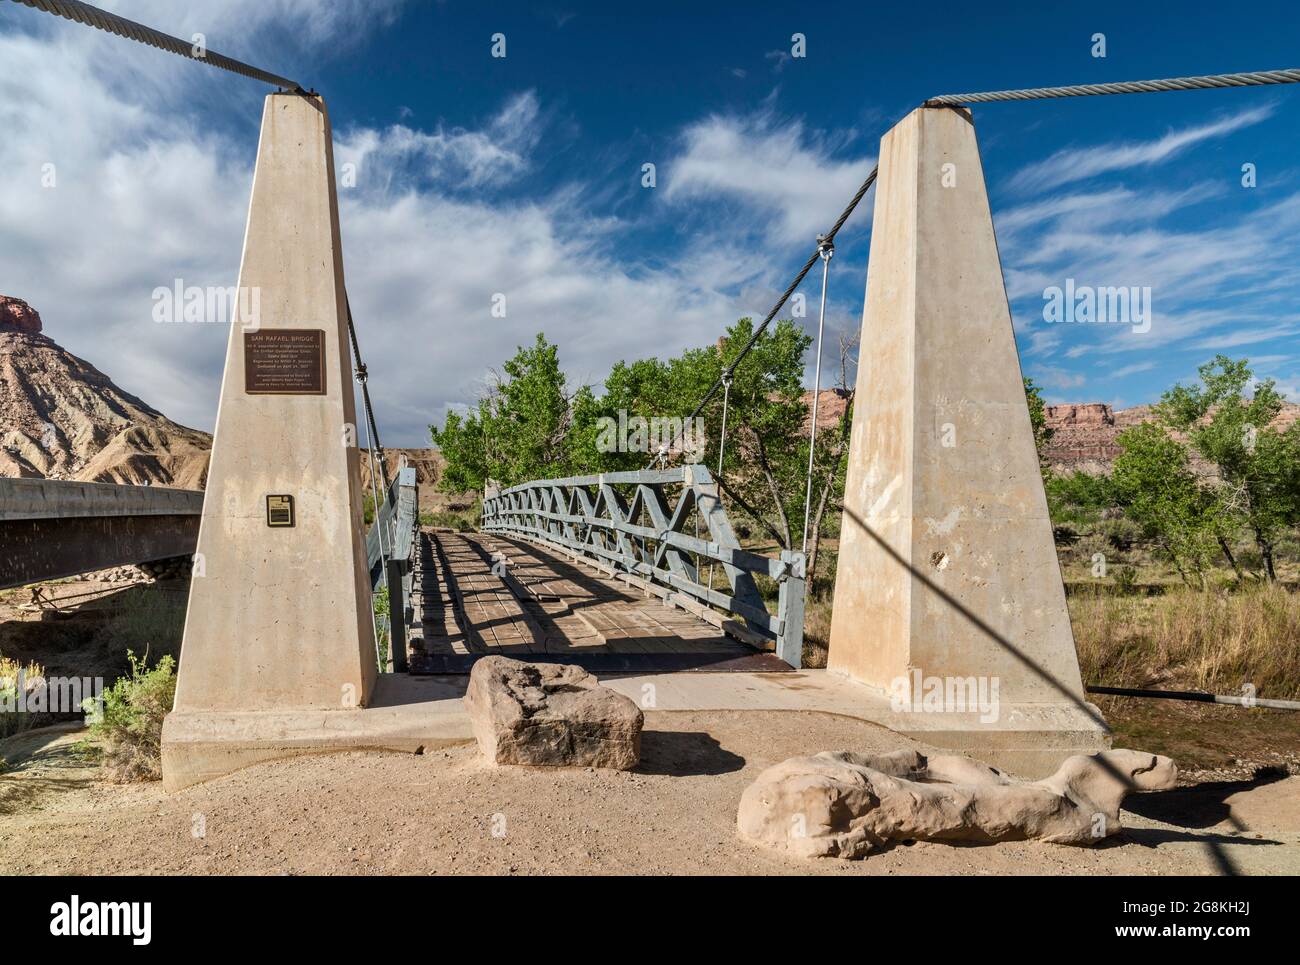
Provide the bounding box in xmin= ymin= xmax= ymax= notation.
xmin=266 ymin=494 xmax=296 ymax=527
xmin=244 ymin=329 xmax=326 ymax=395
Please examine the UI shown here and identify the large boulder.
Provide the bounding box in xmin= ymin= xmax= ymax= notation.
xmin=738 ymin=748 xmax=1177 ymax=859
xmin=464 ymin=656 xmax=643 ymax=769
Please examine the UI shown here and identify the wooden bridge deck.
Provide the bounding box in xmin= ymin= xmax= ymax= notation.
xmin=407 ymin=529 xmax=789 ymax=674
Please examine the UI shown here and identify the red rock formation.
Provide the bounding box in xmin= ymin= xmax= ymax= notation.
xmin=0 ymin=296 xmax=43 ymax=335
xmin=1043 ymin=400 xmax=1300 ymax=474
xmin=800 ymin=388 xmax=851 ymax=434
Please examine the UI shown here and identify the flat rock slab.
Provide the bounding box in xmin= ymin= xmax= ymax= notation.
xmin=464 ymin=656 xmax=643 ymax=769
xmin=738 ymin=747 xmax=1177 ymax=859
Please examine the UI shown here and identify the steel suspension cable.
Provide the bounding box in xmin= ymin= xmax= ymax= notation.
xmin=647 ymin=164 xmax=878 ymax=468
xmin=801 ymin=236 xmax=834 ymax=556
xmin=345 ymin=295 xmax=389 ymax=493
xmin=8 ymin=0 xmax=304 ymax=90
xmin=926 ymin=68 xmax=1300 ymax=106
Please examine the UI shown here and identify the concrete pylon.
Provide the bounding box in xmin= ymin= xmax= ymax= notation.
xmin=827 ymin=107 xmax=1108 ymax=775
xmin=163 ymin=93 xmax=380 ymax=788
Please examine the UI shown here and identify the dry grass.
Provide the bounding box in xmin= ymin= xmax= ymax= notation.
xmin=800 ymin=598 xmax=831 ymax=668
xmin=799 ymin=582 xmax=1300 ymax=700
xmin=1071 ymin=583 xmax=1300 ymax=699
xmin=0 ymin=656 xmax=48 ymax=742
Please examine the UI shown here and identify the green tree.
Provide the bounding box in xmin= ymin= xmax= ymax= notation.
xmin=1045 ymin=470 xmax=1114 ymax=531
xmin=429 ymin=319 xmax=860 ymax=579
xmin=1111 ymin=422 xmax=1223 ymax=588
xmin=572 ymin=317 xmax=823 ymax=552
xmin=430 ymin=407 xmax=490 ymax=492
xmin=688 ymin=318 xmax=812 ymax=550
xmin=1156 ymin=355 xmax=1300 ymax=580
xmin=431 ymin=333 xmax=576 ymax=490
xmin=1023 ymin=375 xmax=1054 ymax=464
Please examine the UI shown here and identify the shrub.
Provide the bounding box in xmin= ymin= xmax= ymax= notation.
xmin=1098 ymin=516 xmax=1143 ymax=551
xmin=1071 ymin=533 xmax=1110 ymax=568
xmin=83 ymin=651 xmax=176 ymax=782
xmin=419 ymin=502 xmax=481 ymax=532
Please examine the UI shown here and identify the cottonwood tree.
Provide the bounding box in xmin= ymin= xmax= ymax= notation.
xmin=1110 ymin=422 xmax=1224 ymax=588
xmin=1024 ymin=376 xmax=1054 ymax=471
xmin=1156 ymin=356 xmax=1300 ymax=581
xmin=431 ymin=333 xmax=577 ymax=491
xmin=683 ymin=318 xmax=812 ymax=552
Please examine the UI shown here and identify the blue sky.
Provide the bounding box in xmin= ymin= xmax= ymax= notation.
xmin=1 ymin=0 xmax=1298 ymax=445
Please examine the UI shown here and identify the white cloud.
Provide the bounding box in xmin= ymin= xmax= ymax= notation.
xmin=999 ymin=170 xmax=1300 ymax=360
xmin=1108 ymin=361 xmax=1157 ymax=379
xmin=1030 ymin=366 xmax=1087 ymax=391
xmin=1269 ymin=379 xmax=1299 ymax=402
xmin=1011 ymin=105 xmax=1275 ymax=194
xmin=663 ymin=110 xmax=874 ymax=245
xmin=339 ymin=91 xmax=541 ymax=193
xmin=5 ymin=7 xmax=858 ymax=446
xmin=1191 ymin=321 xmax=1300 ymax=351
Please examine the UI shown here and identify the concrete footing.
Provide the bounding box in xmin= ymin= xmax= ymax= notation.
xmin=161 ymin=676 xmax=471 ymax=791
xmin=602 ymin=671 xmax=1107 ymax=778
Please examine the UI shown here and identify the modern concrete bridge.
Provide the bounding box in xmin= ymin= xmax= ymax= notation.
xmin=0 ymin=477 xmax=201 ymax=589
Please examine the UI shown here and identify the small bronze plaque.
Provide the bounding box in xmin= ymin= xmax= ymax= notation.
xmin=266 ymin=494 xmax=295 ymax=528
xmin=244 ymin=329 xmax=326 ymax=395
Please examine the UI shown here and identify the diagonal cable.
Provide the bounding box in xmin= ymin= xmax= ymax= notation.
xmin=647 ymin=165 xmax=878 ymax=468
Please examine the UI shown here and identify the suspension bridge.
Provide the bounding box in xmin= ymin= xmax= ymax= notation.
xmin=3 ymin=0 xmax=1297 ymax=790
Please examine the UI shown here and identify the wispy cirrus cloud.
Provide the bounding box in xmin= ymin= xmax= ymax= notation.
xmin=1108 ymin=361 xmax=1157 ymax=379
xmin=663 ymin=109 xmax=874 ymax=245
xmin=1010 ymin=104 xmax=1275 ymax=194
xmin=1191 ymin=320 xmax=1300 ymax=351
xmin=999 ymin=180 xmax=1300 ymax=363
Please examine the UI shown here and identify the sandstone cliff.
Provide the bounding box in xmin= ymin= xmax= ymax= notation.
xmin=1043 ymin=400 xmax=1300 ymax=474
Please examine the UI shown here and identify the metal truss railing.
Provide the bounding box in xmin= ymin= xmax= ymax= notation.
xmin=481 ymin=465 xmax=805 ymax=668
xmin=367 ymin=466 xmax=418 ymax=671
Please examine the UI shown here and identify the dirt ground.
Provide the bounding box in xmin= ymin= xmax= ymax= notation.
xmin=0 ymin=577 xmax=184 ymax=686
xmin=2 ymin=709 xmax=1297 ymax=876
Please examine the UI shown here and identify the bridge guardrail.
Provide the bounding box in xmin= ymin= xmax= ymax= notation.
xmin=480 ymin=464 xmax=805 ymax=667
xmin=366 ymin=466 xmax=418 ymax=672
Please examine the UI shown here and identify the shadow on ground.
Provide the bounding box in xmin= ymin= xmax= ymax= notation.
xmin=636 ymin=730 xmax=746 ymax=777
xmin=0 ymin=724 xmax=98 ymax=816
xmin=1122 ymin=770 xmax=1287 ymax=830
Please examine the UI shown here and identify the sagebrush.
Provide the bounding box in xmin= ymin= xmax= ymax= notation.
xmin=84 ymin=651 xmax=177 ymax=782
